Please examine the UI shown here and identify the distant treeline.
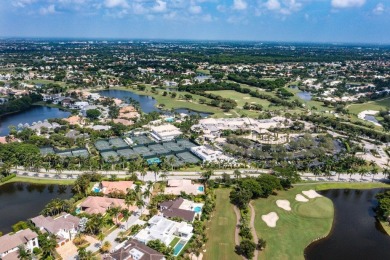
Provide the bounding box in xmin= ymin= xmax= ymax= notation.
xmin=0 ymin=93 xmax=42 ymax=117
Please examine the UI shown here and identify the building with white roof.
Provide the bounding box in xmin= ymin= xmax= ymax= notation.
xmin=150 ymin=124 xmax=182 ymax=142
xmin=134 ymin=215 xmax=193 ymax=246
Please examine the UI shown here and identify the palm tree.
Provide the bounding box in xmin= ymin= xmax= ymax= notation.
xmin=100 ymin=241 xmax=111 ymax=253
xmin=97 ymin=232 xmax=105 ymax=248
xmin=121 ymin=208 xmax=131 ymax=229
xmin=136 ymin=199 xmax=145 ymax=215
xmin=150 ymin=164 xmax=160 ymax=182
xmin=17 ymin=246 xmax=32 ymax=260
xmin=200 ymin=170 xmax=213 ymax=192
xmin=233 ymin=169 xmax=242 ymax=180
xmin=109 ymin=206 xmax=121 ymax=225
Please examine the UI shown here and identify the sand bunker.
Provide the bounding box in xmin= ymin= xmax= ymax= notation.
xmin=295 ymin=194 xmax=309 ymax=202
xmin=243 ymin=97 xmax=251 ymax=99
xmin=276 ymin=200 xmax=291 ymax=211
xmin=262 ymin=212 xmax=279 ymax=227
xmin=302 ymin=190 xmax=322 ymax=199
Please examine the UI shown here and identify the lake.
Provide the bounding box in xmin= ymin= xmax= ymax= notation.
xmin=305 ymin=188 xmax=390 ymax=260
xmin=0 ymin=182 xmax=73 ymax=233
xmin=0 ymin=106 xmax=71 ymax=136
xmin=297 ymin=91 xmax=312 ymax=101
xmin=98 ymin=89 xmax=211 ymax=117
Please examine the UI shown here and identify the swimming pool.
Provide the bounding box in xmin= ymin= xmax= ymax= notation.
xmin=198 ymin=186 xmax=204 ymax=192
xmin=93 ymin=187 xmax=101 ymax=193
xmin=173 ymin=241 xmax=186 ymax=256
xmin=194 ymin=206 xmax=202 ymax=213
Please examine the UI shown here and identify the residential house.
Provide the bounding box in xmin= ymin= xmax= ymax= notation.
xmin=0 ymin=229 xmax=39 ymax=260
xmin=104 ymin=239 xmax=165 ymax=260
xmin=164 ymin=180 xmax=204 ymax=195
xmin=30 ymin=213 xmax=81 ymax=246
xmin=134 ymin=215 xmax=193 ymax=246
xmin=159 ymin=198 xmax=203 ymax=222
xmin=79 ymin=196 xmax=135 ymax=215
xmin=99 ymin=181 xmax=134 ymax=195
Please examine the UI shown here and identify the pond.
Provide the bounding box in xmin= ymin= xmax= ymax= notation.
xmin=0 ymin=106 xmax=71 ymax=136
xmin=297 ymin=91 xmax=312 ymax=101
xmin=305 ymin=188 xmax=390 ymax=260
xmin=364 ymin=115 xmax=379 ymax=124
xmin=98 ymin=89 xmax=211 ymax=117
xmin=0 ymin=182 xmax=73 ymax=233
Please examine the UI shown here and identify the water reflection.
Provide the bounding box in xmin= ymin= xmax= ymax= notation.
xmin=0 ymin=182 xmax=73 ymax=233
xmin=305 ymin=188 xmax=390 ymax=260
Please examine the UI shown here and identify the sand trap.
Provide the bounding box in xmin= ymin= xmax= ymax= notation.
xmin=358 ymin=110 xmax=381 ymax=126
xmin=243 ymin=97 xmax=251 ymax=99
xmin=262 ymin=212 xmax=279 ymax=227
xmin=224 ymin=113 xmax=232 ymax=116
xmin=295 ymin=194 xmax=309 ymax=202
xmin=302 ymin=190 xmax=322 ymax=199
xmin=276 ymin=200 xmax=291 ymax=211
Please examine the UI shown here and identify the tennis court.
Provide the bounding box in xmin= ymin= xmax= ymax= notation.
xmin=176 ymin=152 xmax=200 ymax=164
xmin=95 ymin=140 xmax=111 ymax=151
xmin=165 ymin=154 xmax=184 ymax=167
xmin=72 ymin=149 xmax=89 ymax=158
xmin=108 ymin=138 xmax=128 ymax=148
xmin=177 ymin=139 xmax=197 ymax=149
xmin=148 ymin=144 xmax=170 ymax=155
xmin=117 ymin=148 xmax=137 ymax=159
xmin=40 ymin=147 xmax=55 ymax=155
xmin=131 ymin=135 xmax=155 ymax=145
xmin=133 ymin=146 xmax=155 ymax=157
xmin=101 ymin=151 xmax=119 ymax=162
xmin=162 ymin=142 xmax=184 ymax=152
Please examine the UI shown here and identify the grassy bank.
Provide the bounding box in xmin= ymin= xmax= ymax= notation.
xmin=204 ymin=189 xmax=241 ymax=260
xmin=0 ymin=176 xmax=74 ymax=186
xmin=253 ymin=185 xmax=333 ymax=260
xmin=379 ymin=221 xmax=390 ymax=236
xmin=112 ymin=86 xmax=222 ymax=115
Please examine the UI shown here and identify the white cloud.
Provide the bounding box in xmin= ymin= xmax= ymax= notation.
xmin=233 ymin=0 xmax=247 ymax=10
xmin=39 ymin=4 xmax=56 ymax=15
xmin=331 ymin=0 xmax=366 ymax=9
xmin=104 ymin=0 xmax=129 ymax=9
xmin=152 ymin=0 xmax=167 ymax=13
xmin=189 ymin=5 xmax=202 ymax=14
xmin=265 ymin=0 xmax=281 ymax=11
xmin=13 ymin=0 xmax=36 ymax=8
xmin=373 ymin=3 xmax=385 ymax=15
xmin=262 ymin=0 xmax=302 ymax=15
xmin=163 ymin=11 xmax=177 ymax=20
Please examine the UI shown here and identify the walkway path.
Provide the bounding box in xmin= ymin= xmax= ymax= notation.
xmin=249 ymin=201 xmax=259 ymax=260
xmin=233 ymin=205 xmax=241 ymax=247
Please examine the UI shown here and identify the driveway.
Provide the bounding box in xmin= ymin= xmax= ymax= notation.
xmin=56 ymin=241 xmax=78 ymax=260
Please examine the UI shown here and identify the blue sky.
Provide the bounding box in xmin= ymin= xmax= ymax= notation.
xmin=0 ymin=0 xmax=389 ymax=43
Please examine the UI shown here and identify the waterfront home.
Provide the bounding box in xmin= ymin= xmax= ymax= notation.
xmin=104 ymin=239 xmax=165 ymax=260
xmin=0 ymin=229 xmax=39 ymax=260
xmin=159 ymin=198 xmax=203 ymax=222
xmin=98 ymin=181 xmax=134 ymax=195
xmin=134 ymin=215 xmax=193 ymax=246
xmin=30 ymin=213 xmax=81 ymax=246
xmin=164 ymin=179 xmax=204 ymax=195
xmin=79 ymin=196 xmax=135 ymax=215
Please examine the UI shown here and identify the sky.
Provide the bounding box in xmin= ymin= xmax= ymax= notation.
xmin=0 ymin=0 xmax=390 ymax=43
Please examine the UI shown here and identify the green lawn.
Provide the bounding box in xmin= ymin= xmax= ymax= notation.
xmin=253 ymin=185 xmax=333 ymax=260
xmin=379 ymin=221 xmax=390 ymax=236
xmin=204 ymin=189 xmax=241 ymax=260
xmin=206 ymin=90 xmax=271 ymax=109
xmin=0 ymin=176 xmax=75 ymax=186
xmin=169 ymin=237 xmax=180 ymax=248
xmin=114 ymin=86 xmax=222 ymax=115
xmin=348 ymin=97 xmax=390 ymax=115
